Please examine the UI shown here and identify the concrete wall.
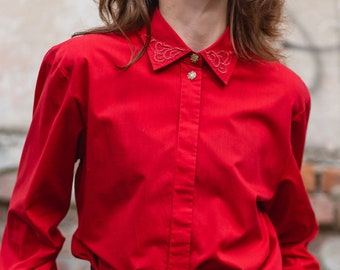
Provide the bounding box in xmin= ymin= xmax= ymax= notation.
xmin=0 ymin=0 xmax=101 ymax=171
xmin=285 ymin=1 xmax=340 ymax=162
xmin=0 ymin=0 xmax=101 ymax=130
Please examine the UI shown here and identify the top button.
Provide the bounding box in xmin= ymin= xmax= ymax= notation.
xmin=190 ymin=53 xmax=199 ymax=64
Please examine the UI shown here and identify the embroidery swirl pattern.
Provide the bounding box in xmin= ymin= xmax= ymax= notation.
xmin=206 ymin=50 xmax=235 ymax=74
xmin=150 ymin=39 xmax=186 ymax=63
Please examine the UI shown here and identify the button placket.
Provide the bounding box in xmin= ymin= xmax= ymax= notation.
xmin=168 ymin=62 xmax=202 ymax=269
xmin=187 ymin=53 xmax=201 ymax=81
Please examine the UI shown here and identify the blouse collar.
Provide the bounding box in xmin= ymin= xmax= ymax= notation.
xmin=139 ymin=8 xmax=238 ymax=85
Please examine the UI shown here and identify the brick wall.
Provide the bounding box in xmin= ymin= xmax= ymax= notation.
xmin=302 ymin=162 xmax=340 ymax=229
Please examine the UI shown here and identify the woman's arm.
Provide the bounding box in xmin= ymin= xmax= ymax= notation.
xmin=0 ymin=47 xmax=85 ymax=269
xmin=265 ymin=96 xmax=320 ymax=269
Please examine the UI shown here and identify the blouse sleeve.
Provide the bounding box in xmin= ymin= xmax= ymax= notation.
xmin=0 ymin=47 xmax=85 ymax=269
xmin=264 ymin=96 xmax=320 ymax=269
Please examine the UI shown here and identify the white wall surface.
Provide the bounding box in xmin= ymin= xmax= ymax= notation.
xmin=0 ymin=0 xmax=101 ymax=130
xmin=285 ymin=0 xmax=340 ymax=160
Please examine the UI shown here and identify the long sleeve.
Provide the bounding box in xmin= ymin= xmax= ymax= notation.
xmin=264 ymin=96 xmax=320 ymax=269
xmin=0 ymin=48 xmax=85 ymax=269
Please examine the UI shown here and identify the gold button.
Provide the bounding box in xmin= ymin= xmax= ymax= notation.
xmin=190 ymin=53 xmax=199 ymax=64
xmin=187 ymin=71 xmax=197 ymax=80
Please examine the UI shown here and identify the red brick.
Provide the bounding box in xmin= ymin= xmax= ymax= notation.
xmin=321 ymin=167 xmax=340 ymax=193
xmin=301 ymin=163 xmax=317 ymax=193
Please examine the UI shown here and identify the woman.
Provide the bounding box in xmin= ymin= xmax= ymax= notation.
xmin=0 ymin=0 xmax=319 ymax=269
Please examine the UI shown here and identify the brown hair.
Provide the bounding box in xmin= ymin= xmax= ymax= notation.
xmin=76 ymin=0 xmax=285 ymax=64
xmin=227 ymin=0 xmax=285 ymax=61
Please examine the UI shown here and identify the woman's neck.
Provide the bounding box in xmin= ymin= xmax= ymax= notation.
xmin=158 ymin=0 xmax=228 ymax=52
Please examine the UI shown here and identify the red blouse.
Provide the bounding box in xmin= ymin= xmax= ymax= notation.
xmin=0 ymin=9 xmax=319 ymax=270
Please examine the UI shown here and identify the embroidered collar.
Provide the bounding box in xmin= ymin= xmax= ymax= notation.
xmin=138 ymin=8 xmax=238 ymax=85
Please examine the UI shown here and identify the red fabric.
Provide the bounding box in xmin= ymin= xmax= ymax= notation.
xmin=0 ymin=9 xmax=319 ymax=270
